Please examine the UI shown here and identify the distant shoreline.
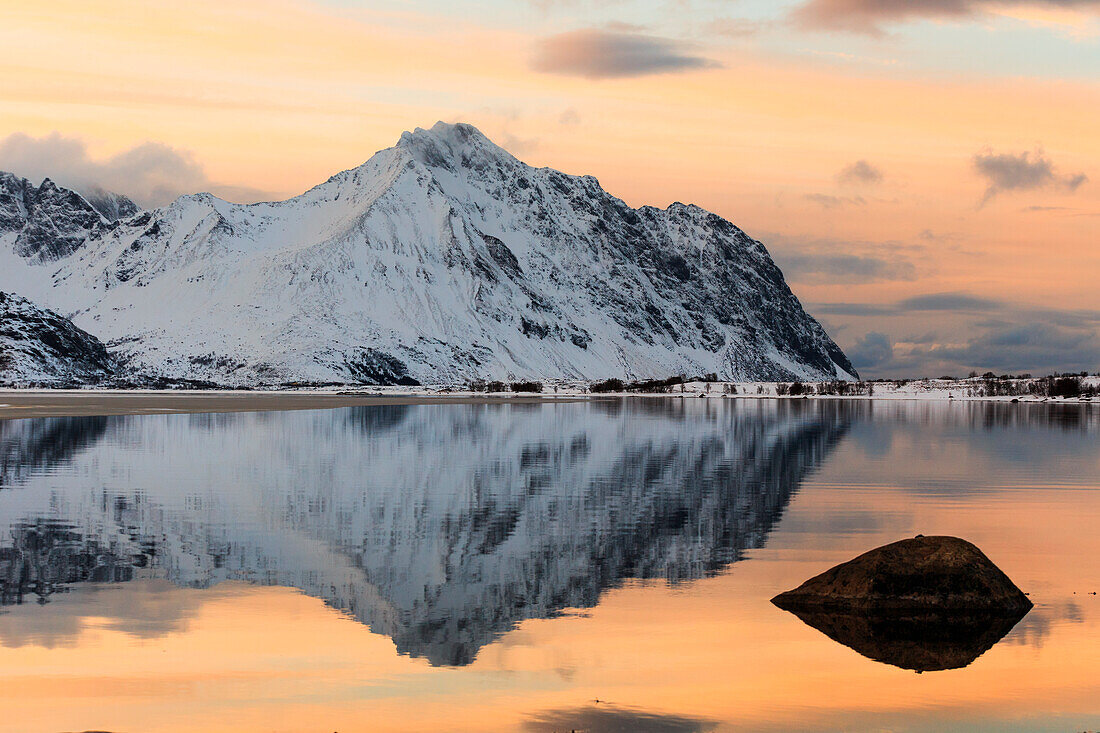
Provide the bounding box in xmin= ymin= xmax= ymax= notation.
xmin=0 ymin=383 xmax=1095 ymax=420
xmin=0 ymin=390 xmax=595 ymax=420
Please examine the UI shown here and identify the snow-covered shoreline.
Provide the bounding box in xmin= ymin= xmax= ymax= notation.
xmin=3 ymin=375 xmax=1098 ymax=411
xmin=332 ymin=376 xmax=1100 ymax=403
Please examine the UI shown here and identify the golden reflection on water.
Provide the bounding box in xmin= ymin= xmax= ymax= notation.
xmin=0 ymin=402 xmax=1097 ymax=732
xmin=0 ymin=483 xmax=1096 ymax=733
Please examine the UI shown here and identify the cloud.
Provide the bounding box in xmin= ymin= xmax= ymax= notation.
xmin=902 ymin=331 xmax=941 ymax=344
xmin=780 ymin=253 xmax=916 ymax=284
xmin=821 ymin=294 xmax=1100 ymax=377
xmin=1065 ymin=172 xmax=1089 ymax=189
xmin=532 ymin=29 xmax=721 ymax=79
xmin=558 ymin=107 xmax=581 ymax=126
xmin=0 ymin=581 xmax=221 ymax=649
xmin=498 ymin=131 xmax=540 ymax=155
xmin=524 ymin=705 xmax=718 ymax=733
xmin=812 ymin=302 xmax=899 ymax=316
xmin=767 ymin=233 xmax=919 ymax=285
xmin=842 ymin=323 xmax=1100 ymax=377
xmin=791 ymin=0 xmax=1100 ymax=34
xmin=816 ymin=293 xmax=1100 ymax=321
xmin=837 ymin=159 xmax=884 ymax=185
xmin=848 ymin=331 xmax=894 ymax=369
xmin=973 ymin=148 xmax=1088 ymax=204
xmin=804 ymin=193 xmax=866 ymax=208
xmin=709 ymin=17 xmax=767 ymax=37
xmin=916 ymin=322 xmax=1100 ymax=374
xmin=897 ymin=292 xmax=1002 ymax=311
xmin=0 ymin=132 xmax=278 ymax=207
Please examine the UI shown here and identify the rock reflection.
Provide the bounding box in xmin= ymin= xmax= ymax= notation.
xmin=0 ymin=401 xmax=849 ymax=665
xmin=0 ymin=416 xmax=111 ymax=488
xmin=779 ymin=607 xmax=1030 ymax=672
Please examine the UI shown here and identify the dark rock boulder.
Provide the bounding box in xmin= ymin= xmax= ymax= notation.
xmin=772 ymin=535 xmax=1032 ymax=613
xmin=772 ymin=536 xmax=1032 ymax=672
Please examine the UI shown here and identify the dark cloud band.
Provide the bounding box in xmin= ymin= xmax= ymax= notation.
xmin=532 ymin=30 xmax=720 ymax=79
xmin=974 ymin=148 xmax=1088 ymax=205
xmin=792 ymin=0 xmax=1100 ymax=33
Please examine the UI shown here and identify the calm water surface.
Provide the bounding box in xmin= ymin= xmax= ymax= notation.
xmin=0 ymin=400 xmax=1097 ymax=732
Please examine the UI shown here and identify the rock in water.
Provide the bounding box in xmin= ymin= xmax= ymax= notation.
xmin=772 ymin=536 xmax=1032 ymax=672
xmin=772 ymin=535 xmax=1032 ymax=613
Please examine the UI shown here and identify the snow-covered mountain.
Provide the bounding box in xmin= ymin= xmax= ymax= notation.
xmin=0 ymin=400 xmax=850 ymax=664
xmin=0 ymin=291 xmax=116 ymax=386
xmin=0 ymin=123 xmax=855 ymax=385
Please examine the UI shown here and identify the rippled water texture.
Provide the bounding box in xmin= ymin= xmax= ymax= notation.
xmin=0 ymin=399 xmax=1097 ymax=732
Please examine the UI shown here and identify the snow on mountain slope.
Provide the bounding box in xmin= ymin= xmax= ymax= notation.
xmin=0 ymin=123 xmax=855 ymax=385
xmin=0 ymin=291 xmax=116 ymax=386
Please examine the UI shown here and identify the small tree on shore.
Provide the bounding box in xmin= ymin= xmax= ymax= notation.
xmin=510 ymin=381 xmax=543 ymax=393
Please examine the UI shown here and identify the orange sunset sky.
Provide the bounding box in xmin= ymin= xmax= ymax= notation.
xmin=1 ymin=0 xmax=1097 ymax=377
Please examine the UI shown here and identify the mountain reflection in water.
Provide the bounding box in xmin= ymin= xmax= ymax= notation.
xmin=0 ymin=400 xmax=849 ymax=665
xmin=0 ymin=399 xmax=1098 ymax=732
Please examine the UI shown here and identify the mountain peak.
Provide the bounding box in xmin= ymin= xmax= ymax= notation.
xmin=397 ymin=121 xmax=516 ymax=170
xmin=401 ymin=120 xmax=489 ymax=145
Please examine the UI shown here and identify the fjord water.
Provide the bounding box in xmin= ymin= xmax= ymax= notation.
xmin=0 ymin=400 xmax=1097 ymax=732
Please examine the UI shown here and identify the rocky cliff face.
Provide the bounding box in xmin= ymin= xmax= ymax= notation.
xmin=0 ymin=291 xmax=116 ymax=386
xmin=0 ymin=401 xmax=849 ymax=665
xmin=0 ymin=123 xmax=854 ymax=385
xmin=0 ymin=173 xmax=133 ymax=263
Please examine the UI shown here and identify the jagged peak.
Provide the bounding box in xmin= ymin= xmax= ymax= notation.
xmin=0 ymin=170 xmax=140 ymax=223
xmin=145 ymin=190 xmax=234 ymax=218
xmin=396 ymin=121 xmax=519 ymax=171
xmin=0 ymin=170 xmax=27 ymax=187
xmin=177 ymin=191 xmax=225 ymax=206
xmin=399 ymin=121 xmax=491 ymax=148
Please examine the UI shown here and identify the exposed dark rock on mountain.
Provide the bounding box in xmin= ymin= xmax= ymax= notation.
xmin=771 ymin=535 xmax=1032 ymax=613
xmin=0 ymin=123 xmax=854 ymax=385
xmin=0 ymin=173 xmax=119 ymax=262
xmin=0 ymin=291 xmax=116 ymax=386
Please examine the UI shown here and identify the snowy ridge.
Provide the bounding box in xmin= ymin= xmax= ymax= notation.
xmin=0 ymin=123 xmax=855 ymax=385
